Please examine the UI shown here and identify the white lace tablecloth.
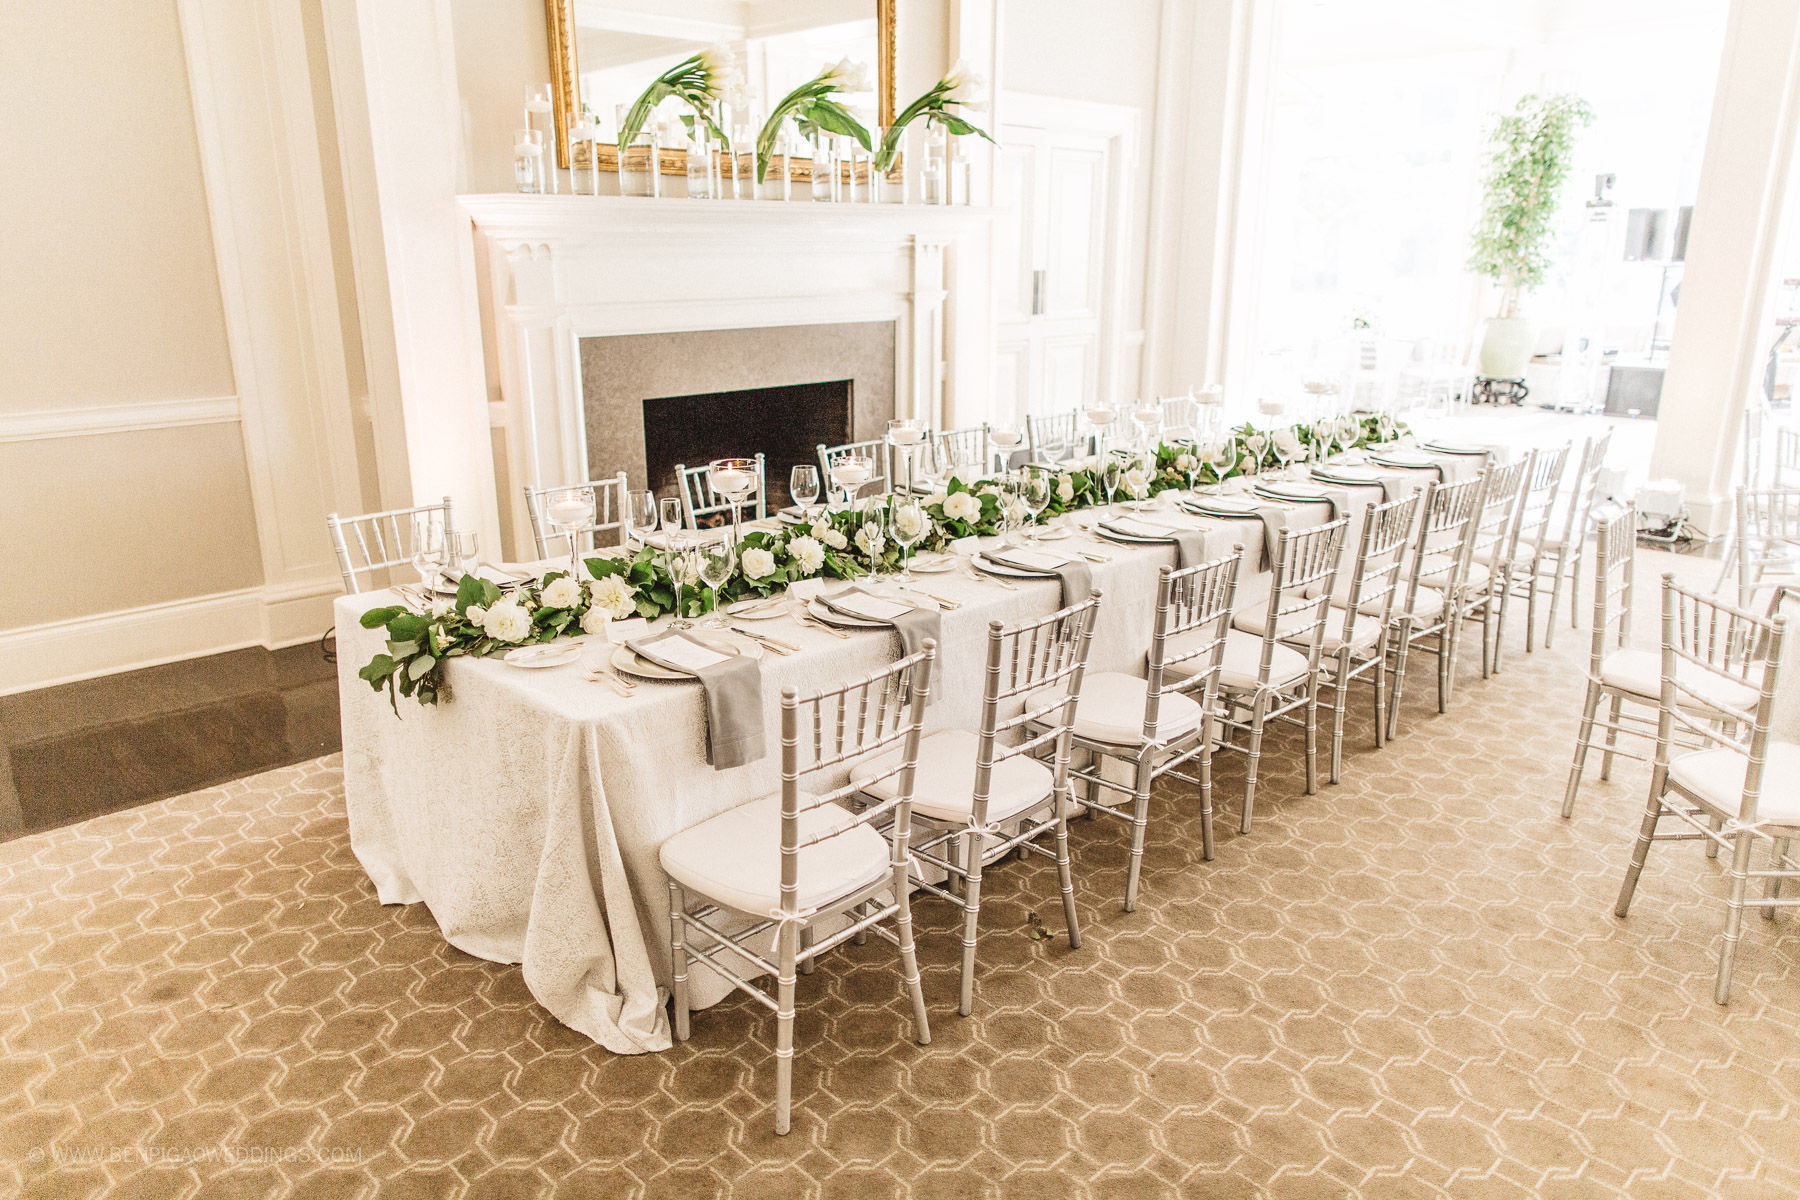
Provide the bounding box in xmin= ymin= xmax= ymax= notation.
xmin=335 ymin=454 xmax=1467 ymax=1053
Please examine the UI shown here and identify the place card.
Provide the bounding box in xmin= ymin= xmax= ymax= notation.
xmin=648 ymin=635 xmax=731 ymax=672
xmin=990 ymin=546 xmax=1074 ymax=572
xmin=825 ymin=591 xmax=914 ymax=622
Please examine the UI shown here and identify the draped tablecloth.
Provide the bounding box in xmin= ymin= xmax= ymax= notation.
xmin=335 ymin=450 xmax=1472 ymax=1053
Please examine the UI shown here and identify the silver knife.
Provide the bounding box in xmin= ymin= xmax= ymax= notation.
xmin=732 ymin=625 xmax=798 ymax=654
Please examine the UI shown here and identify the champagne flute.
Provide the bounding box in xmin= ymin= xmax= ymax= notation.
xmin=545 ymin=487 xmax=596 ymax=577
xmin=856 ymin=499 xmax=887 ymax=579
xmin=890 ymin=495 xmax=926 ymax=582
xmin=1101 ymin=454 xmax=1124 ymax=507
xmin=669 ymin=544 xmax=700 ymax=630
xmin=789 ymin=465 xmax=820 ymax=522
xmin=1020 ymin=466 xmax=1052 ymax=544
xmin=658 ymin=496 xmax=688 ymax=624
xmin=697 ymin=536 xmax=737 ymax=628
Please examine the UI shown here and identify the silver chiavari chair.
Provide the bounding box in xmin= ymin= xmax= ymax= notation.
xmin=1223 ymin=520 xmax=1349 ymax=833
xmin=1495 ymin=441 xmax=1573 ymax=666
xmin=1027 ymin=409 xmax=1082 ymax=462
xmin=1533 ymin=430 xmax=1610 ymax=648
xmin=1318 ymin=493 xmax=1420 ymax=782
xmin=852 ymin=595 xmax=1102 ymax=1015
xmin=674 ymin=453 xmax=767 ymax=529
xmin=816 ymin=438 xmax=892 ymax=500
xmin=1036 ymin=553 xmax=1240 ymax=906
xmin=1461 ymin=456 xmax=1531 ymax=679
xmin=521 ymin=472 xmax=630 ymax=558
xmin=1615 ymin=576 xmax=1794 ymax=1005
xmin=1734 ymin=487 xmax=1800 ymax=611
xmin=325 ymin=496 xmax=453 ymax=594
xmin=1385 ymin=476 xmax=1484 ymax=741
xmin=933 ymin=424 xmax=991 ymax=474
xmin=660 ymin=643 xmax=936 ymax=1136
xmin=1160 ymin=394 xmax=1200 ymax=440
xmin=1777 ymin=426 xmax=1800 ymax=485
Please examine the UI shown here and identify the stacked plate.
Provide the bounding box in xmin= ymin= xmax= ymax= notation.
xmin=611 ymin=630 xmax=762 ymax=681
xmin=972 ymin=545 xmax=1074 ymax=579
xmin=1094 ymin=514 xmax=1206 ymax=545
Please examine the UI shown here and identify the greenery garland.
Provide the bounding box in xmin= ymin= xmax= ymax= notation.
xmin=357 ymin=412 xmax=1405 ymax=711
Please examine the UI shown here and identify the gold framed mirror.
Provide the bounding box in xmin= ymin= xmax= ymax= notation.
xmin=546 ymin=0 xmax=896 ymax=174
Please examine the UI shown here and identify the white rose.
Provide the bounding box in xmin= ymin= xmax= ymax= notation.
xmin=742 ymin=547 xmax=777 ymax=580
xmin=484 ymin=601 xmax=532 ymax=643
xmin=1272 ymin=429 xmax=1304 ymax=460
xmin=925 ymin=491 xmax=948 ymax=510
xmin=819 ymin=525 xmax=848 ymax=550
xmin=1123 ymin=467 xmax=1150 ymax=492
xmin=855 ymin=524 xmax=885 ymax=556
xmin=789 ymin=535 xmax=825 ymax=574
xmin=588 ymin=575 xmax=638 ymax=619
xmin=1174 ymin=454 xmax=1196 ymax=474
xmin=540 ymin=576 xmax=582 ymax=609
xmin=894 ymin=506 xmax=928 ymax=539
xmin=429 ymin=599 xmax=453 ymax=619
xmin=1056 ymin=476 xmax=1075 ymax=502
xmin=1003 ymin=498 xmax=1030 ymax=525
xmin=942 ymin=491 xmax=981 ymax=523
xmin=579 ymin=605 xmax=611 ymax=636
xmin=465 ymin=603 xmax=488 ymax=626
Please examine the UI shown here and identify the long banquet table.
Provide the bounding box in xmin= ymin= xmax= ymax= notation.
xmin=335 ymin=447 xmax=1487 ymax=1053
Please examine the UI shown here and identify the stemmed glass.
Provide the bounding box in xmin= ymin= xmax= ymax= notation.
xmin=1085 ymin=403 xmax=1116 ymax=460
xmin=890 ymin=494 xmax=926 ymax=582
xmin=887 ymin=418 xmax=927 ymax=496
xmin=789 ymin=465 xmax=821 ymax=522
xmin=545 ymin=487 xmax=595 ymax=577
xmin=1122 ymin=451 xmax=1154 ymax=510
xmin=658 ymin=497 xmax=692 ymax=628
xmin=409 ymin=512 xmax=447 ymax=588
xmin=1132 ymin=400 xmax=1162 ymax=453
xmin=1272 ymin=434 xmax=1295 ymax=481
xmin=987 ymin=424 xmax=1023 ymax=475
xmin=830 ymin=454 xmax=872 ymax=509
xmin=1170 ymin=438 xmax=1199 ymax=494
xmin=669 ymin=546 xmax=700 ymax=630
xmin=1020 ymin=466 xmax=1052 ymax=543
xmin=696 ymin=536 xmax=737 ymax=628
xmin=706 ymin=457 xmax=757 ymax=544
xmin=624 ymin=490 xmax=657 ymax=548
xmin=1036 ymin=430 xmax=1069 ymax=469
xmin=856 ymin=499 xmax=887 ymax=579
xmin=1100 ymin=454 xmax=1123 ymax=507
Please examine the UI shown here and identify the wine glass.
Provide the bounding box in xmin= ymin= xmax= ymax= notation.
xmin=1272 ymin=433 xmax=1295 ymax=480
xmin=668 ymin=544 xmax=700 ymax=630
xmin=887 ymin=419 xmax=926 ymax=496
xmin=1123 ymin=451 xmax=1153 ymax=510
xmin=890 ymin=495 xmax=926 ymax=582
xmin=1100 ymin=454 xmax=1124 ymax=507
xmin=409 ymin=512 xmax=447 ymax=588
xmin=545 ymin=487 xmax=595 ymax=577
xmin=856 ymin=499 xmax=887 ymax=578
xmin=449 ymin=530 xmax=479 ymax=579
xmin=1170 ymin=438 xmax=1199 ymax=494
xmin=987 ymin=424 xmax=1023 ymax=475
xmin=625 ymin=490 xmax=657 ymax=548
xmin=696 ymin=536 xmax=737 ymax=627
xmin=1019 ymin=467 xmax=1052 ymax=543
xmin=789 ymin=465 xmax=820 ymax=521
xmin=707 ymin=457 xmax=757 ymax=543
xmin=830 ymin=453 xmax=872 ymax=509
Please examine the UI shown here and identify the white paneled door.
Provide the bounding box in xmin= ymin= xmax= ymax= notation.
xmin=993 ymin=106 xmax=1125 ymax=424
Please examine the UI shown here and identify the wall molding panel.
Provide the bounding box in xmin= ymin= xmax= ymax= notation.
xmin=0 ymin=397 xmax=241 ymax=443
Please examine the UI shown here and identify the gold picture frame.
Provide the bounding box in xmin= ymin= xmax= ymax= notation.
xmin=545 ymin=2 xmax=897 ymax=172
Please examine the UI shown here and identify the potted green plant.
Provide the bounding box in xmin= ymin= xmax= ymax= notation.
xmin=1466 ymin=93 xmax=1593 ymax=379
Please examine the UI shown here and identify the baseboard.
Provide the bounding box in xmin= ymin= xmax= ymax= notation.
xmin=0 ymin=579 xmax=342 ymax=696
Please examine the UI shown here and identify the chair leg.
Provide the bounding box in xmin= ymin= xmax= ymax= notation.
xmin=1055 ymin=791 xmax=1082 ymax=948
xmin=1197 ymin=718 xmax=1216 ymax=862
xmin=799 ymin=926 xmax=815 ymax=974
xmin=1438 ymin=621 xmax=1456 ymax=711
xmin=1493 ymin=569 xmax=1513 ymax=673
xmin=1479 ymin=589 xmax=1494 ymax=679
xmin=894 ymin=867 xmax=931 ymax=1042
xmin=1304 ymin=684 xmax=1320 ymax=796
xmin=1599 ymin=693 xmax=1624 ymax=782
xmin=1545 ymin=553 xmax=1569 ymax=649
xmin=1241 ymin=695 xmax=1270 ymax=835
xmin=1084 ymin=752 xmax=1103 ymax=820
xmin=1764 ymin=836 xmax=1791 ymax=919
xmin=667 ymin=881 xmax=691 ymax=1042
xmin=1615 ymin=771 xmax=1667 ymax=918
xmin=1372 ymin=633 xmax=1388 ymax=751
xmin=1562 ymin=681 xmax=1603 ymax=818
xmin=1707 ymin=815 xmax=1723 ymax=860
xmin=773 ymin=923 xmax=799 ymax=1136
xmin=958 ymin=826 xmax=984 ymax=1016
xmin=1328 ymin=650 xmax=1350 ymax=784
xmin=1123 ymin=755 xmax=1155 ymax=913
xmin=1386 ymin=619 xmax=1414 ymax=742
xmin=1524 ymin=566 xmax=1540 ymax=654
xmin=1717 ymin=828 xmax=1758 ymax=1005
xmin=1713 ymin=533 xmax=1737 ymax=593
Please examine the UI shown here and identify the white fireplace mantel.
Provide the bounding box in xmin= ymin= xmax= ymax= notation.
xmin=458 ymin=194 xmax=995 ymax=557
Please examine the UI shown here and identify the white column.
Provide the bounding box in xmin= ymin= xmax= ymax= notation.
xmin=320 ymin=0 xmax=502 ymax=552
xmin=177 ymin=0 xmax=366 ymax=643
xmin=1650 ymin=0 xmax=1800 ymax=535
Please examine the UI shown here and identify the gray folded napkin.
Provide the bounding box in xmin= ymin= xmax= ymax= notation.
xmin=1099 ymin=517 xmax=1210 ymax=569
xmin=1183 ymin=500 xmax=1284 ymax=570
xmin=625 ymin=630 xmax=765 ymax=770
xmin=1312 ymin=467 xmax=1403 ymax=503
xmin=1371 ymin=453 xmax=1445 ymax=483
xmin=986 ymin=546 xmax=1093 ymax=604
xmin=820 ymin=587 xmax=942 ymax=657
xmin=1254 ymin=483 xmax=1353 ymax=522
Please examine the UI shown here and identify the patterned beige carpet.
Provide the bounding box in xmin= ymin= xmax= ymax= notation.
xmin=3 ymin=550 xmax=1796 ymax=1199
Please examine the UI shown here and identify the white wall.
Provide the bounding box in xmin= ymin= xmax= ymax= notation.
xmin=0 ymin=0 xmax=265 ymax=632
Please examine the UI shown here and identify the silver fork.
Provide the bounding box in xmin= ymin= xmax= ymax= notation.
xmin=965 ymin=562 xmax=1018 ymax=591
xmin=789 ymin=602 xmax=851 ymax=638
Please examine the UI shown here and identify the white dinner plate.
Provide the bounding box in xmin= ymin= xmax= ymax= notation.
xmin=611 ymin=630 xmax=762 ymax=680
xmin=1033 ymin=525 xmax=1073 ymax=541
xmin=905 ymin=553 xmax=958 ymax=574
xmin=971 ymin=553 xmax=1060 ymax=580
xmin=503 ymin=643 xmax=580 ymax=670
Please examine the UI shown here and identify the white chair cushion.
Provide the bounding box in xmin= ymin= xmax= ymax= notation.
xmin=1410 ymin=554 xmax=1489 ymax=590
xmin=1233 ymin=601 xmax=1383 ymax=654
xmin=1025 ymin=671 xmax=1204 ymax=746
xmin=1392 ymin=585 xmax=1447 ymax=623
xmin=1598 ymin=648 xmax=1762 ymax=712
xmin=1668 ymin=742 xmax=1800 ymax=824
xmin=852 ymin=728 xmax=1054 ymax=826
xmin=660 ymin=793 xmax=891 ymax=917
xmin=1162 ymin=627 xmax=1310 ymax=691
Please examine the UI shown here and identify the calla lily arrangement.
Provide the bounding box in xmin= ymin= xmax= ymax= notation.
xmin=875 ymin=58 xmax=994 ymax=171
xmin=617 ymin=45 xmax=746 ymax=156
xmin=757 ymin=58 xmax=874 ymax=183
